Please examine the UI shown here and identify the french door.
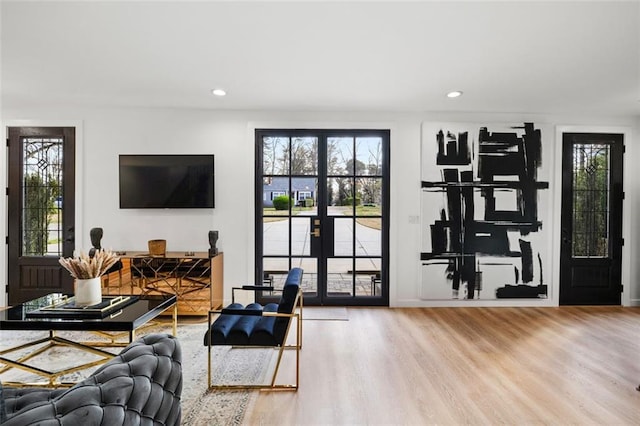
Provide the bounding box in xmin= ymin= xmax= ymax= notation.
xmin=559 ymin=132 xmax=624 ymax=305
xmin=7 ymin=127 xmax=76 ymax=304
xmin=255 ymin=129 xmax=389 ymax=306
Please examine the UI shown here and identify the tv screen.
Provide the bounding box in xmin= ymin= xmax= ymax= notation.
xmin=119 ymin=155 xmax=215 ymax=208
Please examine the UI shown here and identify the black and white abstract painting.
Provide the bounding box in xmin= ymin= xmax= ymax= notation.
xmin=420 ymin=122 xmax=551 ymax=300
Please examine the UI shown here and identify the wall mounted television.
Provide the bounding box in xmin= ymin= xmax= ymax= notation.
xmin=119 ymin=155 xmax=215 ymax=209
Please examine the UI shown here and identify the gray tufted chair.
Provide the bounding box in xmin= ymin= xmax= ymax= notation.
xmin=0 ymin=333 xmax=182 ymax=426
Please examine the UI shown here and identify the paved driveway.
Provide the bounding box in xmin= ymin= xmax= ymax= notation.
xmin=262 ymin=215 xmax=380 ymax=260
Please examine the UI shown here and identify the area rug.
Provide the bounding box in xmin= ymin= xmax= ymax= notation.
xmin=0 ymin=320 xmax=271 ymax=425
xmin=303 ymin=306 xmax=349 ymax=321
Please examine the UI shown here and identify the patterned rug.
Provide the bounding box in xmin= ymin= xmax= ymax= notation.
xmin=0 ymin=319 xmax=271 ymax=425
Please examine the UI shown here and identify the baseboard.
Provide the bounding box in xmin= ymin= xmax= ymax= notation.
xmin=393 ymin=298 xmax=557 ymax=308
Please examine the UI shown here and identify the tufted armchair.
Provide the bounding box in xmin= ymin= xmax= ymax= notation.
xmin=0 ymin=333 xmax=182 ymax=426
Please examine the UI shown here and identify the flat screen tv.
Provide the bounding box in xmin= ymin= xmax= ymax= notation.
xmin=119 ymin=155 xmax=215 ymax=209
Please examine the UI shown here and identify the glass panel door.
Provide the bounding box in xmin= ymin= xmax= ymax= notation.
xmin=7 ymin=127 xmax=76 ymax=304
xmin=559 ymin=133 xmax=624 ymax=305
xmin=256 ymin=129 xmax=389 ymax=306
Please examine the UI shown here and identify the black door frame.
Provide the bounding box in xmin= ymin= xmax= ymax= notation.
xmin=255 ymin=129 xmax=390 ymax=306
xmin=559 ymin=132 xmax=624 ymax=305
xmin=7 ymin=126 xmax=76 ymax=304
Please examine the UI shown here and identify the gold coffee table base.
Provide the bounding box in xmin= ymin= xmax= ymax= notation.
xmin=0 ymin=333 xmax=117 ymax=388
xmin=0 ymin=296 xmax=178 ymax=388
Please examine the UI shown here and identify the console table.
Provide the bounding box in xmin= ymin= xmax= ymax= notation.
xmin=105 ymin=251 xmax=223 ymax=316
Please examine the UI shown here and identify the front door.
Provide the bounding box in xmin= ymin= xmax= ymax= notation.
xmin=7 ymin=127 xmax=76 ymax=304
xmin=256 ymin=129 xmax=389 ymax=306
xmin=559 ymin=132 xmax=624 ymax=305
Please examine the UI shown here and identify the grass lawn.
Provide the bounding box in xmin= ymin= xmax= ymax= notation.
xmin=263 ymin=206 xmax=316 ymax=222
xmin=261 ymin=205 xmax=381 ymax=229
xmin=342 ymin=205 xmax=382 ymax=230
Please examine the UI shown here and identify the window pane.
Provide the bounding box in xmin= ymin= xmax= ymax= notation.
xmin=263 ymin=258 xmax=290 ymax=292
xmin=355 ymin=258 xmax=381 ymax=296
xmin=263 ymin=178 xmax=290 ymax=216
xmin=291 ymin=217 xmax=311 ymax=256
xmin=263 ymin=137 xmax=289 ymax=175
xmin=292 ymin=257 xmax=317 ymax=296
xmin=327 ymin=177 xmax=354 ymax=215
xmin=327 ymin=137 xmax=353 ymax=176
xmin=355 ymin=137 xmax=382 ymax=176
xmin=291 ymin=137 xmax=318 ymax=175
xmin=334 ymin=217 xmax=353 ymax=256
xmin=263 ymin=217 xmax=289 ymax=255
xmin=292 ymin=177 xmax=318 ymax=216
xmin=356 ymin=177 xmax=382 ymax=207
xmin=356 ymin=217 xmax=381 ymax=256
xmin=327 ymin=258 xmax=353 ymax=297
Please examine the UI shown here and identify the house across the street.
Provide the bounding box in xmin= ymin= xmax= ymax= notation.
xmin=263 ymin=177 xmax=316 ymax=207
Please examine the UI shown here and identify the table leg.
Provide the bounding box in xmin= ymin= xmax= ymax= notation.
xmin=172 ymin=304 xmax=178 ymax=335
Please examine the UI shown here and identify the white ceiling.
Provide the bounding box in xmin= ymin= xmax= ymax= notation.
xmin=2 ymin=1 xmax=639 ymax=115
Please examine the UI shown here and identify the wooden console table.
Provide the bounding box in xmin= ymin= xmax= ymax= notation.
xmin=104 ymin=251 xmax=223 ymax=316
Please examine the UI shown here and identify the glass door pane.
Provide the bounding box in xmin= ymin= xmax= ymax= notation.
xmin=571 ymin=143 xmax=610 ymax=258
xmin=22 ymin=137 xmax=64 ymax=257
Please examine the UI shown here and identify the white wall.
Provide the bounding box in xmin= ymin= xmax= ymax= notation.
xmin=1 ymin=106 xmax=637 ymax=307
xmin=631 ymin=116 xmax=640 ymax=305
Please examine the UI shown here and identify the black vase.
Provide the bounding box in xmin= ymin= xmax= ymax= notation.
xmin=208 ymin=230 xmax=219 ymax=257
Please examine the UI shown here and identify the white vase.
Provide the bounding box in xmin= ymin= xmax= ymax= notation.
xmin=75 ymin=277 xmax=102 ymax=307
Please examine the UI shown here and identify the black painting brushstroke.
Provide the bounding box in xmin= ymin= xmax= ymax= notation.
xmin=430 ymin=222 xmax=447 ymax=253
xmin=443 ymin=169 xmax=462 ymax=292
xmin=421 ymin=122 xmax=549 ymax=299
xmin=537 ymin=252 xmax=543 ymax=285
xmin=519 ymin=239 xmax=534 ymax=283
xmin=496 ymin=284 xmax=548 ymax=298
xmin=437 ymin=130 xmax=471 ymax=165
xmin=430 ymin=209 xmax=448 ymax=254
xmin=461 ymin=170 xmax=476 ymax=296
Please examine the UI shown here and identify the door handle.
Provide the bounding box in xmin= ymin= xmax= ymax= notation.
xmin=310 ymin=229 xmax=320 ymax=238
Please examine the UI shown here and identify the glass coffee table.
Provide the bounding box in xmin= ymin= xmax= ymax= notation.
xmin=0 ymin=293 xmax=177 ymax=387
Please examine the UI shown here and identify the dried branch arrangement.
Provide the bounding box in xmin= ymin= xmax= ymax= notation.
xmin=59 ymin=249 xmax=120 ymax=279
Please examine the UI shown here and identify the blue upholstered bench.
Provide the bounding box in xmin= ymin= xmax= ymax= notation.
xmin=204 ymin=267 xmax=303 ymax=390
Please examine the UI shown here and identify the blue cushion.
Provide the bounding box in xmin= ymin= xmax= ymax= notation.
xmin=249 ymin=303 xmax=279 ymax=345
xmin=226 ymin=303 xmax=264 ymax=344
xmin=206 ymin=268 xmax=303 ymax=347
xmin=205 ymin=303 xmax=244 ymax=345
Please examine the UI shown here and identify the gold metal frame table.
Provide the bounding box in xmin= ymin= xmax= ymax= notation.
xmin=0 ymin=293 xmax=177 ymax=387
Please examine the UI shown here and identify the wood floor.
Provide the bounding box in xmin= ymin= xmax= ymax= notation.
xmin=246 ymin=306 xmax=640 ymax=425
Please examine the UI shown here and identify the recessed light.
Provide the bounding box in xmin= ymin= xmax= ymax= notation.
xmin=211 ymin=89 xmax=226 ymax=97
xmin=447 ymin=91 xmax=463 ymax=98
